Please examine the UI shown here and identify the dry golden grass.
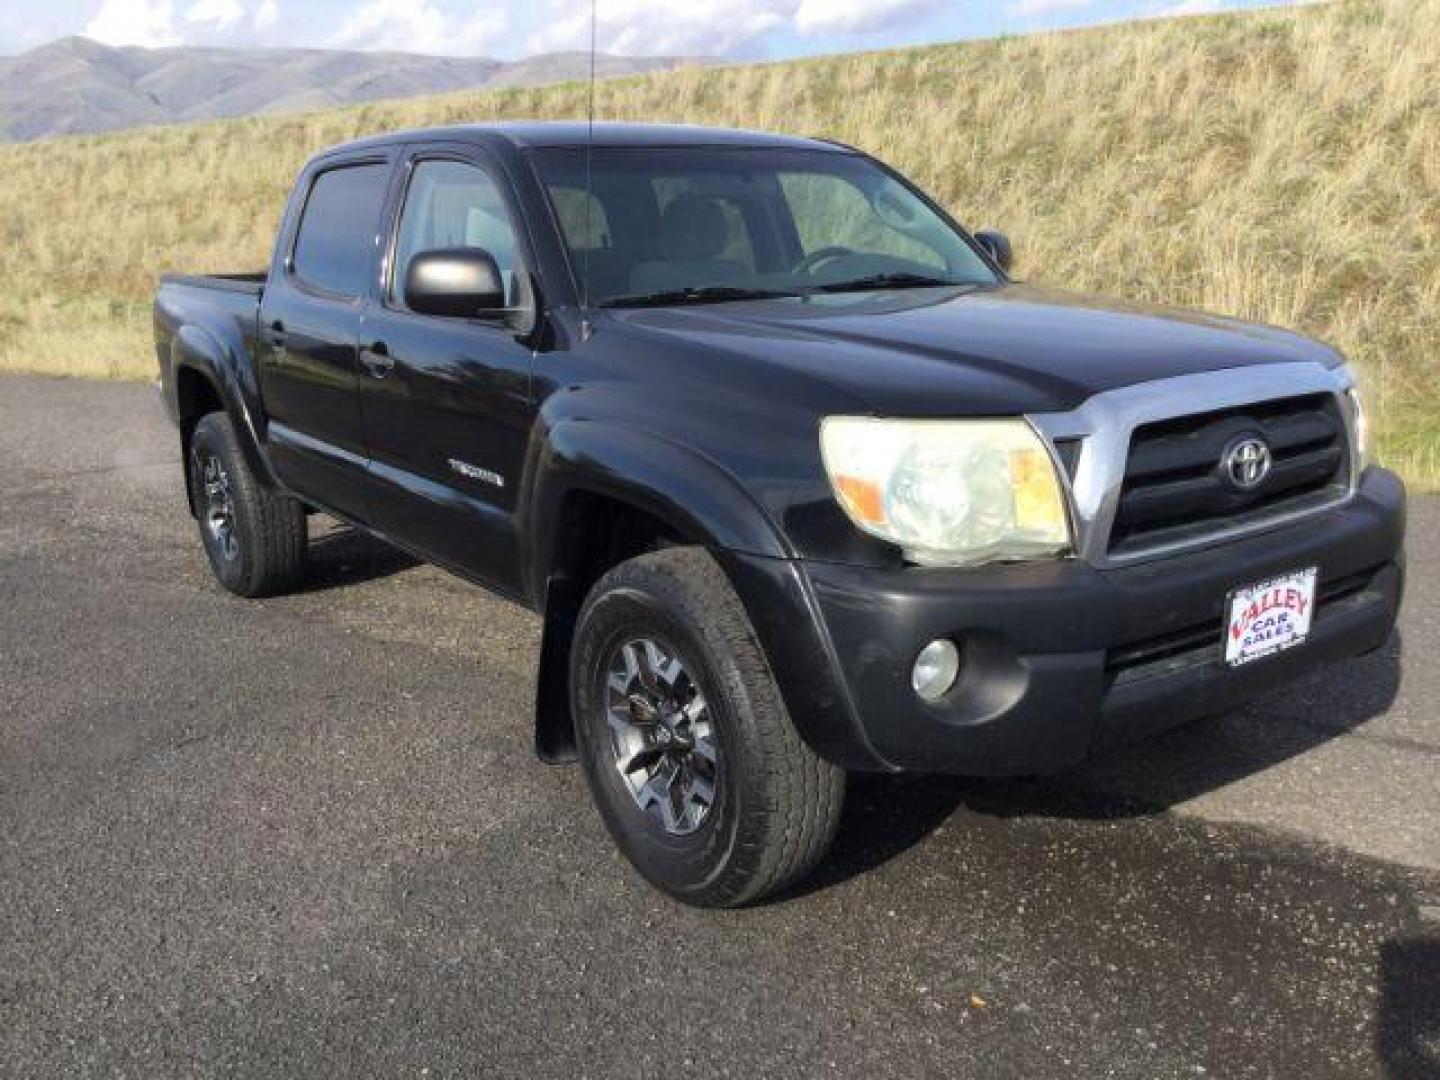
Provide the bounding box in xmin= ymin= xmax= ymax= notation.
xmin=0 ymin=0 xmax=1435 ymax=482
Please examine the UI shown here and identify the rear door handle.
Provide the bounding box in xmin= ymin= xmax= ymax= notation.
xmin=360 ymin=341 xmax=394 ymax=378
xmin=262 ymin=319 xmax=286 ymax=347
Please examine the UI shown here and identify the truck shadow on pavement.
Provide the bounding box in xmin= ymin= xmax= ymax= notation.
xmin=301 ymin=522 xmax=420 ymax=592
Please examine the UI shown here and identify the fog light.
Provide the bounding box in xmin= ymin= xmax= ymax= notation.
xmin=912 ymin=639 xmax=960 ymax=703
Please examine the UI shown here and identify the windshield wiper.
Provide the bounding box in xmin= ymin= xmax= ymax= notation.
xmin=812 ymin=272 xmax=970 ymax=293
xmin=600 ymin=285 xmax=807 ymax=309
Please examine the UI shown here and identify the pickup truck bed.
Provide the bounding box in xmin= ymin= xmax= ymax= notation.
xmin=154 ymin=274 xmax=263 ymax=346
xmin=161 ymin=272 xmax=266 ymax=289
xmin=154 ymin=273 xmax=270 ymax=494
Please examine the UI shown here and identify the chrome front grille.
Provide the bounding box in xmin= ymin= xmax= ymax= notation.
xmin=1029 ymin=362 xmax=1360 ymax=568
xmin=1109 ymin=393 xmax=1349 ymax=555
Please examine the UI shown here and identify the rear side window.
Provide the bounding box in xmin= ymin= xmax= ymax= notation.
xmin=291 ymin=163 xmax=390 ymax=298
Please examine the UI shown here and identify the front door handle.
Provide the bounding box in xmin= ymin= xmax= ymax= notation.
xmin=360 ymin=341 xmax=394 ymax=378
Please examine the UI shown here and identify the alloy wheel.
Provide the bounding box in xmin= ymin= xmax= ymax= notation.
xmin=603 ymin=637 xmax=719 ymax=835
xmin=196 ymin=451 xmax=240 ymax=563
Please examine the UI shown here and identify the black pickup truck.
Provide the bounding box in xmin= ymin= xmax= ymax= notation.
xmin=155 ymin=122 xmax=1405 ymax=906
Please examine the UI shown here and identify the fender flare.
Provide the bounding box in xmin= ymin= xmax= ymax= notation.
xmin=521 ymin=420 xmax=882 ymax=770
xmin=523 ymin=420 xmax=796 ymax=763
xmin=522 ymin=419 xmax=791 ymax=605
xmin=170 ymin=323 xmax=279 ymax=494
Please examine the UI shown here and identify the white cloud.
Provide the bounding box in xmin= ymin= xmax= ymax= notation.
xmin=528 ymin=0 xmax=791 ymax=56
xmin=332 ymin=0 xmax=447 ymax=52
xmin=185 ymin=0 xmax=244 ymax=31
xmin=528 ymin=0 xmax=949 ymax=58
xmin=84 ymin=0 xmax=181 ymax=47
xmin=75 ymin=0 xmax=956 ymax=58
xmin=1005 ymin=0 xmax=1093 ymax=16
xmin=794 ymin=0 xmax=943 ymax=37
xmin=331 ymin=0 xmax=511 ymax=55
xmin=82 ymin=0 xmax=277 ymax=47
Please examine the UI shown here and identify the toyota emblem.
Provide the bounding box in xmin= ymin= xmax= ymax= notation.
xmin=1222 ymin=436 xmax=1272 ymax=490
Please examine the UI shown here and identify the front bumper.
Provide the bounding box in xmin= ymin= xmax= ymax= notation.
xmin=725 ymin=466 xmax=1405 ymax=776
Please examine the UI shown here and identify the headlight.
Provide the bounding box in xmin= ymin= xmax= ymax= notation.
xmin=819 ymin=416 xmax=1072 ymax=566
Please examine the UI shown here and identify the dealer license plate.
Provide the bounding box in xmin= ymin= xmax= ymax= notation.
xmin=1223 ymin=568 xmax=1318 ymax=668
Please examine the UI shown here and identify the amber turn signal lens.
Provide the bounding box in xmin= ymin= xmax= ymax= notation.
xmin=1010 ymin=446 xmax=1068 ymax=535
xmin=834 ymin=475 xmax=885 ymax=525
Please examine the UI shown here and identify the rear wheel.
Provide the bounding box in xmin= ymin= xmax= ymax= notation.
xmin=188 ymin=412 xmax=306 ymax=597
xmin=571 ymin=547 xmax=844 ymax=907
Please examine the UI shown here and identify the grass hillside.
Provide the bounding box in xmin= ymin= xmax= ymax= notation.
xmin=0 ymin=0 xmax=1435 ymax=482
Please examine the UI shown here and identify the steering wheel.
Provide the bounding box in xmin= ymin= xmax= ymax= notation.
xmin=794 ymin=246 xmax=856 ymax=276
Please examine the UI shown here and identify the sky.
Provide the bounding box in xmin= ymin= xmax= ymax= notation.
xmin=0 ymin=0 xmax=1305 ymax=59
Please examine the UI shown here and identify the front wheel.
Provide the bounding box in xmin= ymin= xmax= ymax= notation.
xmin=570 ymin=547 xmax=844 ymax=907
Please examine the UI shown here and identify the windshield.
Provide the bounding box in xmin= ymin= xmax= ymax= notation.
xmin=531 ymin=146 xmax=1000 ymax=306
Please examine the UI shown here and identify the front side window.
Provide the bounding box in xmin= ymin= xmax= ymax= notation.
xmin=532 ymin=147 xmax=998 ymax=305
xmin=392 ymin=159 xmax=524 ymax=308
xmin=291 ymin=163 xmax=390 ymax=298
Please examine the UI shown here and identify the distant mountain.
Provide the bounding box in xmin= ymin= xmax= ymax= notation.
xmin=0 ymin=37 xmax=706 ymax=141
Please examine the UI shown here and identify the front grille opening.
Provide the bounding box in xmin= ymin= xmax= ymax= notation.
xmin=1105 ymin=566 xmax=1380 ymax=683
xmin=1109 ymin=393 xmax=1349 ymax=555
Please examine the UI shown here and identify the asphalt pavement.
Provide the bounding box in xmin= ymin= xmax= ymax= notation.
xmin=1 ymin=374 xmax=1436 ymax=1079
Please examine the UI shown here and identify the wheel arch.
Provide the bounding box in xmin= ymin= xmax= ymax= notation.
xmin=525 ymin=421 xmax=792 ymax=764
xmin=169 ymin=326 xmax=278 ymax=512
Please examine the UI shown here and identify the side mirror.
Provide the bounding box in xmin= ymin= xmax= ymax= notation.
xmin=404 ymin=248 xmax=506 ymax=318
xmin=974 ymin=230 xmax=1013 ymax=273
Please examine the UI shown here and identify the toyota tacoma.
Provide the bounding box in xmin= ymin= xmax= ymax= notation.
xmin=153 ymin=123 xmax=1405 ymax=907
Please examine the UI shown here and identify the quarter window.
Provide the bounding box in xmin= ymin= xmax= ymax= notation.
xmin=291 ymin=163 xmax=390 ymax=298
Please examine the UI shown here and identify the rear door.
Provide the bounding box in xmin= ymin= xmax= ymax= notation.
xmin=258 ymin=154 xmax=395 ymax=521
xmin=356 ymin=143 xmax=537 ymax=597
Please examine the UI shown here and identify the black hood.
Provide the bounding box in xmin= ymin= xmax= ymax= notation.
xmin=607 ymin=283 xmax=1343 ymax=416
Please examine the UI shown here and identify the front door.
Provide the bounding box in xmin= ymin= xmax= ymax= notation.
xmin=258 ymin=156 xmax=393 ymax=521
xmin=358 ymin=149 xmax=536 ymax=597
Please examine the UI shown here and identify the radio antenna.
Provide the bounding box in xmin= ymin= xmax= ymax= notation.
xmin=580 ymin=0 xmax=597 ymax=338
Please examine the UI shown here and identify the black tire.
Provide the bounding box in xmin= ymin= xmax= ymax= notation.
xmin=571 ymin=547 xmax=844 ymax=907
xmin=188 ymin=411 xmax=306 ymax=598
